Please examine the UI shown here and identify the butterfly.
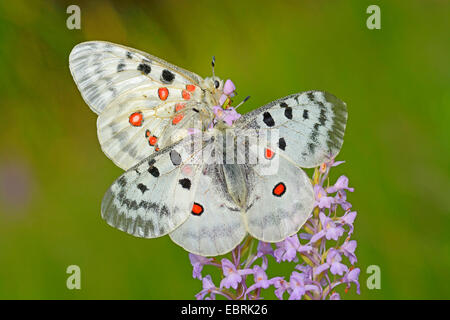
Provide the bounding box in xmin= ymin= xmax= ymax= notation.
xmin=69 ymin=41 xmax=348 ymax=257
xmin=69 ymin=41 xmax=235 ymax=170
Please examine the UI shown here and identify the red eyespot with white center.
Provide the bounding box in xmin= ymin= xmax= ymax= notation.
xmin=158 ymin=87 xmax=169 ymax=100
xmin=129 ymin=112 xmax=143 ymax=126
xmin=145 ymin=130 xmax=158 ymax=146
xmin=149 ymin=136 xmax=158 ymax=146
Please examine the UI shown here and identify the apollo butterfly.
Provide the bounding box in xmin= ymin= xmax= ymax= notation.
xmin=70 ymin=41 xmax=348 ymax=256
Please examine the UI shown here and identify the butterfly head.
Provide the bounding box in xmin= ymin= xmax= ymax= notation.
xmin=202 ymin=77 xmax=224 ymax=103
xmin=201 ymin=77 xmax=236 ymax=108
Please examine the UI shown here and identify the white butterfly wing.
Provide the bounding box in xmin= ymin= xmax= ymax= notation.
xmin=70 ymin=41 xmax=212 ymax=170
xmin=169 ymin=165 xmax=247 ymax=257
xmin=69 ymin=41 xmax=202 ymax=114
xmin=236 ymin=91 xmax=347 ymax=168
xmin=101 ymin=140 xmax=201 ymax=238
xmin=169 ymin=142 xmax=247 ymax=257
xmin=242 ymin=143 xmax=315 ymax=242
xmin=97 ymin=96 xmax=210 ymax=170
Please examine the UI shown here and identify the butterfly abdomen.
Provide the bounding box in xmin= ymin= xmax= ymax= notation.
xmin=221 ymin=164 xmax=248 ymax=209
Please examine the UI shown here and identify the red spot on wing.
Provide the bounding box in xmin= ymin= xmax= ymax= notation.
xmin=191 ymin=202 xmax=204 ymax=216
xmin=182 ymin=90 xmax=191 ymax=100
xmin=175 ymin=103 xmax=185 ymax=112
xmin=145 ymin=130 xmax=158 ymax=147
xmin=129 ymin=112 xmax=143 ymax=126
xmin=148 ymin=136 xmax=158 ymax=146
xmin=172 ymin=114 xmax=184 ymax=125
xmin=186 ymin=84 xmax=196 ymax=92
xmin=158 ymin=87 xmax=169 ymax=100
xmin=265 ymin=148 xmax=275 ymax=159
xmin=272 ymin=182 xmax=286 ymax=197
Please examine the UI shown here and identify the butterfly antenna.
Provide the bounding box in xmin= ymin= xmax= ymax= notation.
xmin=211 ymin=56 xmax=216 ymax=80
xmin=235 ymin=96 xmax=250 ymax=110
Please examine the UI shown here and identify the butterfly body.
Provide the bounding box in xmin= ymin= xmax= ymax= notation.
xmin=70 ymin=41 xmax=348 ymax=256
xmin=221 ymin=163 xmax=249 ymax=208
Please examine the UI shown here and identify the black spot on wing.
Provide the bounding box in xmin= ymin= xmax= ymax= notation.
xmin=278 ymin=137 xmax=286 ymax=151
xmin=148 ymin=160 xmax=159 ymax=177
xmin=137 ymin=183 xmax=148 ymax=194
xmin=280 ymin=102 xmax=292 ymax=119
xmin=117 ymin=63 xmax=125 ymax=72
xmin=178 ymin=178 xmax=191 ymax=190
xmin=137 ymin=63 xmax=151 ymax=75
xmin=284 ymin=107 xmax=293 ymax=119
xmin=262 ymin=112 xmax=275 ymax=127
xmin=303 ymin=110 xmax=309 ymax=120
xmin=126 ymin=51 xmax=132 ymax=59
xmin=148 ymin=166 xmax=160 ymax=177
xmin=170 ymin=150 xmax=182 ymax=166
xmin=161 ymin=69 xmax=175 ymax=84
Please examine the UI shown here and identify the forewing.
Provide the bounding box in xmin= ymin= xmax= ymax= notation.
xmin=69 ymin=41 xmax=202 ymax=114
xmin=236 ymin=91 xmax=347 ymax=168
xmin=97 ymin=97 xmax=210 ymax=170
xmin=70 ymin=41 xmax=211 ymax=170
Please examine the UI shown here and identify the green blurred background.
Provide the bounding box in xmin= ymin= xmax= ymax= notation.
xmin=0 ymin=0 xmax=448 ymax=299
